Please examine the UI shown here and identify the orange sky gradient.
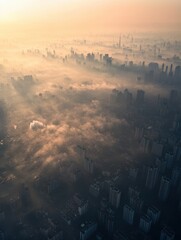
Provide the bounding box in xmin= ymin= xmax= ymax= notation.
xmin=0 ymin=0 xmax=180 ymax=37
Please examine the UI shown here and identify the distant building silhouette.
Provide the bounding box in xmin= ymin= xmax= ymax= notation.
xmin=84 ymin=157 xmax=94 ymax=174
xmin=136 ymin=90 xmax=145 ymax=105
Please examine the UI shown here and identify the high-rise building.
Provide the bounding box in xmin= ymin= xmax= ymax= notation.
xmin=123 ymin=204 xmax=135 ymax=225
xmin=84 ymin=157 xmax=94 ymax=174
xmin=80 ymin=222 xmax=97 ymax=240
xmin=128 ymin=187 xmax=143 ymax=212
xmin=139 ymin=215 xmax=152 ymax=233
xmin=158 ymin=177 xmax=171 ymax=201
xmin=136 ymin=90 xmax=145 ymax=105
xmin=162 ymin=63 xmax=165 ymax=72
xmin=160 ymin=227 xmax=175 ymax=240
xmin=169 ymin=64 xmax=173 ymax=77
xmin=118 ymin=35 xmax=122 ymax=48
xmin=148 ymin=62 xmax=159 ymax=72
xmin=174 ymin=65 xmax=181 ymax=80
xmin=147 ymin=206 xmax=160 ymax=224
xmin=24 ymin=75 xmax=33 ymax=82
xmin=78 ymin=201 xmax=88 ymax=216
xmin=146 ymin=166 xmax=159 ymax=190
xmin=103 ymin=54 xmax=112 ymax=65
xmin=123 ymin=89 xmax=133 ymax=106
xmin=140 ymin=137 xmax=151 ymax=153
xmin=109 ymin=185 xmax=121 ymax=209
xmin=128 ymin=187 xmax=140 ymax=198
xmin=134 ymin=127 xmax=144 ymax=141
xmin=98 ymin=199 xmax=108 ymax=226
xmin=105 ymin=208 xmax=115 ymax=234
xmin=165 ymin=66 xmax=168 ymax=75
xmin=98 ymin=201 xmax=115 ymax=235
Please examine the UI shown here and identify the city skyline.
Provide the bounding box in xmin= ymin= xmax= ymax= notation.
xmin=0 ymin=1 xmax=181 ymax=240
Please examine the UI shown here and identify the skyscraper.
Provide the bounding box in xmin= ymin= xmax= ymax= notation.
xmin=123 ymin=204 xmax=135 ymax=225
xmin=147 ymin=206 xmax=160 ymax=224
xmin=136 ymin=90 xmax=145 ymax=105
xmin=146 ymin=166 xmax=159 ymax=190
xmin=139 ymin=215 xmax=152 ymax=233
xmin=84 ymin=157 xmax=94 ymax=174
xmin=98 ymin=201 xmax=115 ymax=235
xmin=105 ymin=208 xmax=115 ymax=234
xmin=109 ymin=185 xmax=121 ymax=209
xmin=158 ymin=177 xmax=171 ymax=201
xmin=118 ymin=34 xmax=121 ymax=48
xmin=174 ymin=65 xmax=181 ymax=80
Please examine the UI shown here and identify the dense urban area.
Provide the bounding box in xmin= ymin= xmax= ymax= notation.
xmin=0 ymin=33 xmax=181 ymax=240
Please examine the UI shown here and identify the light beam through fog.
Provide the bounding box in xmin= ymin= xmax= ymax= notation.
xmin=0 ymin=1 xmax=181 ymax=240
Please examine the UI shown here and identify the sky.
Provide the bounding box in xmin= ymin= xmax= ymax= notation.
xmin=0 ymin=0 xmax=180 ymax=36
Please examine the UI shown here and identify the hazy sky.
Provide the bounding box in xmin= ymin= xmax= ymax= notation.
xmin=0 ymin=0 xmax=180 ymax=35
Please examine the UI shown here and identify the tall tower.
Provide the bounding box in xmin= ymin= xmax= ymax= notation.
xmin=84 ymin=157 xmax=94 ymax=174
xmin=161 ymin=63 xmax=165 ymax=72
xmin=123 ymin=204 xmax=135 ymax=225
xmin=105 ymin=208 xmax=115 ymax=234
xmin=169 ymin=64 xmax=173 ymax=77
xmin=109 ymin=185 xmax=121 ymax=208
xmin=136 ymin=90 xmax=145 ymax=105
xmin=139 ymin=215 xmax=152 ymax=233
xmin=118 ymin=34 xmax=121 ymax=48
xmin=147 ymin=206 xmax=160 ymax=224
xmin=146 ymin=166 xmax=159 ymax=190
xmin=158 ymin=176 xmax=171 ymax=201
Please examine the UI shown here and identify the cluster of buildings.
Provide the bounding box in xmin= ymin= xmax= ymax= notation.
xmin=69 ymin=87 xmax=181 ymax=240
xmin=1 ymin=37 xmax=181 ymax=239
xmin=70 ymin=50 xmax=113 ymax=66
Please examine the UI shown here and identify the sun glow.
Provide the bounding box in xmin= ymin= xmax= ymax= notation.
xmin=0 ymin=0 xmax=180 ymax=34
xmin=0 ymin=0 xmax=25 ymax=21
xmin=0 ymin=0 xmax=79 ymax=22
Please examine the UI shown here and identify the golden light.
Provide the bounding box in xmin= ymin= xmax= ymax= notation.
xmin=0 ymin=0 xmax=24 ymax=21
xmin=0 ymin=0 xmax=79 ymax=22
